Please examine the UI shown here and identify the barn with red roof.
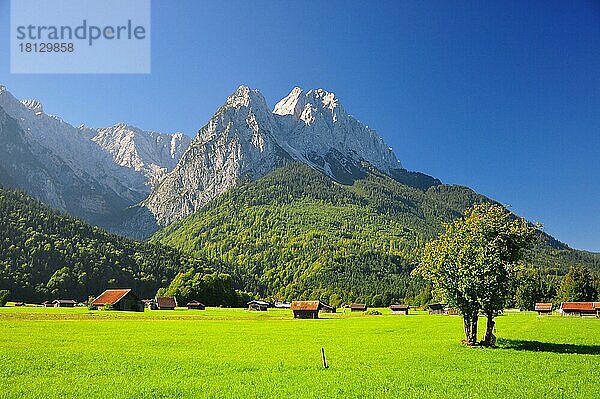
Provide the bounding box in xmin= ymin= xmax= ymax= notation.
xmin=91 ymin=289 xmax=144 ymax=312
xmin=559 ymin=302 xmax=600 ymax=317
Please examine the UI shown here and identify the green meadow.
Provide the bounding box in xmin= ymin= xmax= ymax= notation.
xmin=0 ymin=306 xmax=598 ymax=399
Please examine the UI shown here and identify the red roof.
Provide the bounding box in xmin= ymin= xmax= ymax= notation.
xmin=92 ymin=289 xmax=132 ymax=306
xmin=560 ymin=302 xmax=600 ymax=311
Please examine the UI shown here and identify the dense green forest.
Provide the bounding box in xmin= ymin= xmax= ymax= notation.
xmin=155 ymin=163 xmax=600 ymax=307
xmin=0 ymin=187 xmax=223 ymax=302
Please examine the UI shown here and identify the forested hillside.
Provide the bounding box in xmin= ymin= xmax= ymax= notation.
xmin=0 ymin=187 xmax=218 ymax=302
xmin=154 ymin=163 xmax=600 ymax=306
xmin=2 ymin=163 xmax=597 ymax=307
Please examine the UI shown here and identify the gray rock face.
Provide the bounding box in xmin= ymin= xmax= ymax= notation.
xmin=143 ymin=86 xmax=291 ymax=226
xmin=91 ymin=123 xmax=191 ymax=189
xmin=0 ymin=105 xmax=132 ymax=224
xmin=143 ymin=86 xmax=403 ymax=227
xmin=273 ymin=87 xmax=401 ymax=175
xmin=0 ymin=85 xmax=189 ymax=226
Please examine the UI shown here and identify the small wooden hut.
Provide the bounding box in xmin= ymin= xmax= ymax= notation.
xmin=290 ymin=301 xmax=335 ymax=318
xmin=91 ymin=289 xmax=144 ymax=312
xmin=187 ymin=301 xmax=205 ymax=310
xmin=52 ymin=299 xmax=77 ymax=308
xmin=291 ymin=301 xmax=320 ymax=319
xmin=534 ymin=303 xmax=553 ymax=315
xmin=428 ymin=303 xmax=446 ymax=315
xmin=350 ymin=303 xmax=367 ymax=312
xmin=390 ymin=304 xmax=409 ymax=315
xmin=248 ymin=300 xmax=269 ymax=311
xmin=41 ymin=301 xmax=54 ymax=308
xmin=155 ymin=297 xmax=177 ymax=310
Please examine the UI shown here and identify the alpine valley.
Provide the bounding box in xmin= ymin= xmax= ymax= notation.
xmin=0 ymin=84 xmax=598 ymax=304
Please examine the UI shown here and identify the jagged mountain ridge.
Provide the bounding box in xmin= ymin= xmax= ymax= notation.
xmin=90 ymin=123 xmax=191 ymax=189
xmin=273 ymin=87 xmax=401 ymax=175
xmin=143 ymin=85 xmax=408 ymax=227
xmin=0 ymin=84 xmax=427 ymax=236
xmin=0 ymin=104 xmax=135 ymax=223
xmin=0 ymin=85 xmax=190 ymax=225
xmin=143 ymin=87 xmax=292 ymax=227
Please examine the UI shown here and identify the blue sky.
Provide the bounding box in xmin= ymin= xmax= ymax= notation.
xmin=0 ymin=1 xmax=599 ymax=251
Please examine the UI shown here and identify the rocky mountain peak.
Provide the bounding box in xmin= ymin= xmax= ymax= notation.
xmin=271 ymin=86 xmax=401 ymax=176
xmin=91 ymin=123 xmax=191 ymax=189
xmin=273 ymin=87 xmax=307 ymax=119
xmin=275 ymin=87 xmax=344 ymax=124
xmin=225 ymin=85 xmax=269 ymax=110
xmin=307 ymin=88 xmax=339 ymax=109
xmin=141 ymin=85 xmax=405 ymax=229
xmin=142 ymin=85 xmax=290 ymax=227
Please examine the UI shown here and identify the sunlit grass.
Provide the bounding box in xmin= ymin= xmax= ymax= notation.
xmin=1 ymin=306 xmax=598 ymax=398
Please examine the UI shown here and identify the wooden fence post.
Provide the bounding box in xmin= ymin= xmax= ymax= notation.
xmin=321 ymin=347 xmax=328 ymax=369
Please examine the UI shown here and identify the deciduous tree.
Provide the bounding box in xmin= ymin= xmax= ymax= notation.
xmin=415 ymin=203 xmax=536 ymax=346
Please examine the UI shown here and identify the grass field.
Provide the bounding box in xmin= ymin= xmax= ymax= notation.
xmin=1 ymin=306 xmax=599 ymax=398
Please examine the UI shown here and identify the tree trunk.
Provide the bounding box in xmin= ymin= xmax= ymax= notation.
xmin=482 ymin=312 xmax=496 ymax=346
xmin=469 ymin=314 xmax=478 ymax=345
xmin=463 ymin=313 xmax=479 ymax=345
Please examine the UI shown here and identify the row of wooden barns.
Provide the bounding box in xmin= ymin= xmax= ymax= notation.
xmin=39 ymin=289 xmax=206 ymax=312
xmin=247 ymin=301 xmax=464 ymax=317
xmin=535 ymin=302 xmax=600 ymax=317
xmin=34 ymin=295 xmax=425 ymax=317
xmin=35 ymin=288 xmax=414 ymax=318
xmin=250 ymin=300 xmax=412 ymax=318
xmin=34 ymin=289 xmax=600 ymax=319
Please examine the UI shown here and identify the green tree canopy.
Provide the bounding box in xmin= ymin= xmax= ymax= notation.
xmin=415 ymin=203 xmax=536 ymax=346
xmin=556 ymin=265 xmax=599 ymax=303
xmin=159 ymin=268 xmax=250 ymax=307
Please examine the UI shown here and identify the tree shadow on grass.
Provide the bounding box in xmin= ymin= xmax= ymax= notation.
xmin=497 ymin=338 xmax=600 ymax=355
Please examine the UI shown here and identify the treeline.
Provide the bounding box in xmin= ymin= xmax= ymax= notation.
xmin=0 ymin=188 xmax=219 ymax=302
xmin=511 ymin=265 xmax=600 ymax=310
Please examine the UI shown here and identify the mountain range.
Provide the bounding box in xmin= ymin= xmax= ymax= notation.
xmin=142 ymin=86 xmax=405 ymax=229
xmin=0 ymin=84 xmax=430 ymax=237
xmin=0 ymin=83 xmax=598 ymax=302
xmin=0 ymin=85 xmax=189 ymax=227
